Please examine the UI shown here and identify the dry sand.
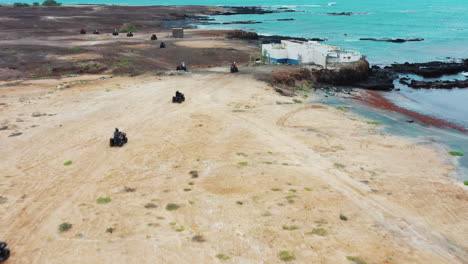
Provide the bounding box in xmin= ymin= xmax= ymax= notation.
xmin=0 ymin=72 xmax=467 ymax=263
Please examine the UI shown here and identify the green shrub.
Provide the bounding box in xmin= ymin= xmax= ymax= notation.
xmin=58 ymin=222 xmax=72 ymax=232
xmin=449 ymin=151 xmax=464 ymax=157
xmin=292 ymin=99 xmax=302 ymax=104
xmin=63 ymin=160 xmax=73 ymax=166
xmin=119 ymin=23 xmax=138 ymax=33
xmin=336 ymin=106 xmax=349 ymax=111
xmin=166 ymin=203 xmax=180 ymax=211
xmin=464 ymin=181 xmax=468 ymax=186
xmin=278 ymin=251 xmax=295 ymax=261
xmin=340 ymin=214 xmax=348 ymax=221
xmin=366 ymin=121 xmax=380 ymax=125
xmin=346 ymin=256 xmax=367 ymax=264
xmin=304 ymin=187 xmax=312 ymax=191
xmin=282 ymin=225 xmax=299 ymax=230
xmin=14 ymin=3 xmax=30 ymax=7
xmin=216 ymin=254 xmax=230 ymax=260
xmin=305 ymin=228 xmax=327 ymax=236
xmin=237 ymin=161 xmax=248 ymax=166
xmin=106 ymin=227 xmax=115 ymax=233
xmin=42 ymin=0 xmax=62 ymax=6
xmin=96 ymin=197 xmax=111 ymax=204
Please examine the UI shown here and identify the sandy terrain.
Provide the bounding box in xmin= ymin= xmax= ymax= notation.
xmin=0 ymin=72 xmax=466 ymax=263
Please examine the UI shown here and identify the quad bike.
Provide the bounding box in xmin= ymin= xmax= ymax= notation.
xmin=160 ymin=42 xmax=166 ymax=48
xmin=127 ymin=32 xmax=134 ymax=37
xmin=80 ymin=29 xmax=86 ymax=34
xmin=0 ymin=242 xmax=10 ymax=263
xmin=172 ymin=91 xmax=185 ymax=103
xmin=176 ymin=65 xmax=187 ymax=71
xmin=151 ymin=34 xmax=157 ymax=40
xmin=110 ymin=131 xmax=128 ymax=147
xmin=230 ymin=64 xmax=239 ymax=73
xmin=112 ymin=31 xmax=119 ymax=36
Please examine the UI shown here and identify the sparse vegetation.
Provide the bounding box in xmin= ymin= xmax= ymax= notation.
xmin=192 ymin=235 xmax=205 ymax=242
xmin=449 ymin=151 xmax=464 ymax=156
xmin=346 ymin=256 xmax=367 ymax=264
xmin=336 ymin=106 xmax=350 ymax=111
xmin=305 ymin=228 xmax=327 ymax=236
xmin=42 ymin=0 xmax=62 ymax=6
xmin=366 ymin=121 xmax=380 ymax=125
xmin=58 ymin=222 xmax=72 ymax=232
xmin=166 ymin=203 xmax=180 ymax=211
xmin=304 ymin=187 xmax=312 ymax=191
xmin=237 ymin=161 xmax=249 ymax=166
xmin=63 ymin=160 xmax=73 ymax=166
xmin=13 ymin=3 xmax=31 ymax=7
xmin=464 ymin=181 xmax=468 ymax=186
xmin=285 ymin=195 xmax=297 ymax=199
xmin=282 ymin=225 xmax=299 ymax=230
xmin=106 ymin=227 xmax=115 ymax=233
xmin=334 ymin=163 xmax=345 ymax=169
xmin=282 ymin=162 xmax=289 ymax=166
xmin=119 ymin=23 xmax=138 ymax=33
xmin=189 ymin=170 xmax=198 ymax=178
xmin=292 ymin=99 xmax=302 ymax=104
xmin=340 ymin=214 xmax=348 ymax=221
xmin=144 ymin=203 xmax=158 ymax=209
xmin=263 ymin=161 xmax=273 ymax=164
xmin=298 ymin=87 xmax=311 ymax=93
xmin=96 ymin=197 xmax=111 ymax=204
xmin=216 ymin=253 xmax=230 ymax=260
xmin=175 ymin=226 xmax=185 ymax=232
xmin=236 ymin=152 xmax=248 ymax=157
xmin=278 ymin=251 xmax=296 ymax=261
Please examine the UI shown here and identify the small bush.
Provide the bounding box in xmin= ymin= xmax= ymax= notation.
xmin=237 ymin=161 xmax=248 ymax=166
xmin=292 ymin=99 xmax=302 ymax=104
xmin=216 ymin=253 xmax=230 ymax=260
xmin=282 ymin=225 xmax=299 ymax=230
xmin=175 ymin=226 xmax=185 ymax=232
xmin=106 ymin=227 xmax=115 ymax=233
xmin=346 ymin=256 xmax=367 ymax=264
xmin=449 ymin=151 xmax=464 ymax=157
xmin=189 ymin=170 xmax=198 ymax=178
xmin=340 ymin=214 xmax=348 ymax=221
xmin=63 ymin=160 xmax=73 ymax=166
xmin=236 ymin=152 xmax=248 ymax=157
xmin=119 ymin=23 xmax=138 ymax=33
xmin=304 ymin=187 xmax=312 ymax=191
xmin=263 ymin=161 xmax=273 ymax=164
xmin=58 ymin=222 xmax=72 ymax=232
xmin=166 ymin=203 xmax=180 ymax=211
xmin=192 ymin=235 xmax=205 ymax=242
xmin=279 ymin=251 xmax=295 ymax=261
xmin=334 ymin=163 xmax=345 ymax=169
xmin=305 ymin=228 xmax=327 ymax=236
xmin=96 ymin=197 xmax=111 ymax=204
xmin=464 ymin=181 xmax=468 ymax=186
xmin=14 ymin=3 xmax=30 ymax=7
xmin=42 ymin=0 xmax=62 ymax=6
xmin=336 ymin=106 xmax=349 ymax=111
xmin=366 ymin=121 xmax=380 ymax=125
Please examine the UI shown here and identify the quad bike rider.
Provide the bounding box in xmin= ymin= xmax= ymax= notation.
xmin=112 ymin=29 xmax=119 ymax=36
xmin=0 ymin=242 xmax=10 ymax=263
xmin=93 ymin=29 xmax=100 ymax=34
xmin=172 ymin=90 xmax=185 ymax=103
xmin=176 ymin=62 xmax=187 ymax=71
xmin=160 ymin=41 xmax=166 ymax=48
xmin=127 ymin=32 xmax=134 ymax=37
xmin=151 ymin=34 xmax=157 ymax=40
xmin=80 ymin=28 xmax=86 ymax=34
xmin=230 ymin=62 xmax=239 ymax=73
xmin=110 ymin=128 xmax=128 ymax=147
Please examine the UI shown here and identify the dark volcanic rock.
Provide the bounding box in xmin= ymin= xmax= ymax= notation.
xmin=354 ymin=66 xmax=397 ymax=90
xmin=277 ymin=18 xmax=295 ymax=21
xmin=222 ymin=20 xmax=262 ymax=25
xmin=226 ymin=30 xmax=259 ymax=40
xmin=217 ymin=6 xmax=294 ymax=15
xmin=315 ymin=58 xmax=370 ymax=86
xmin=407 ymin=79 xmax=468 ymax=89
xmin=259 ymin=34 xmax=327 ymax=44
xmin=327 ymin=12 xmax=369 ymax=16
xmin=390 ymin=60 xmax=468 ymax=78
xmin=360 ymin=38 xmax=424 ymax=43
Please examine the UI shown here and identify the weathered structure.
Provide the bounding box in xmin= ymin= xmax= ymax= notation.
xmin=262 ymin=40 xmax=361 ymax=68
xmin=172 ymin=28 xmax=184 ymax=38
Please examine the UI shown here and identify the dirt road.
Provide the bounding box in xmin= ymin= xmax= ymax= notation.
xmin=0 ymin=73 xmax=466 ymax=263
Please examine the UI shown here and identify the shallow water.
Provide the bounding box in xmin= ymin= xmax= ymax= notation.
xmin=316 ymin=92 xmax=468 ymax=181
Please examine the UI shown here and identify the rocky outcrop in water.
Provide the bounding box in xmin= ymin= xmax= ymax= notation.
xmin=216 ymin=6 xmax=296 ymax=15
xmin=360 ymin=38 xmax=424 ymax=43
xmin=327 ymin=12 xmax=369 ymax=16
xmin=315 ymin=58 xmax=370 ymax=85
xmin=389 ymin=60 xmax=468 ymax=78
xmin=354 ymin=66 xmax=397 ymax=90
xmin=259 ymin=35 xmax=327 ymax=44
xmin=400 ymin=79 xmax=468 ymax=89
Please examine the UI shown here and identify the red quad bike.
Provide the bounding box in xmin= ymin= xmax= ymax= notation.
xmin=0 ymin=242 xmax=10 ymax=263
xmin=110 ymin=129 xmax=128 ymax=147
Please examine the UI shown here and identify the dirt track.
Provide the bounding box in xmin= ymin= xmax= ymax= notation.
xmin=0 ymin=73 xmax=467 ymax=263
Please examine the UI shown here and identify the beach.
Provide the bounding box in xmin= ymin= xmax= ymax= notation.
xmin=0 ymin=3 xmax=467 ymax=264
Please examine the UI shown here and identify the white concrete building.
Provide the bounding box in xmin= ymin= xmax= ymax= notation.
xmin=262 ymin=40 xmax=361 ymax=68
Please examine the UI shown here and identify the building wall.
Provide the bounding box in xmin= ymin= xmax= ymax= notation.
xmin=262 ymin=40 xmax=360 ymax=68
